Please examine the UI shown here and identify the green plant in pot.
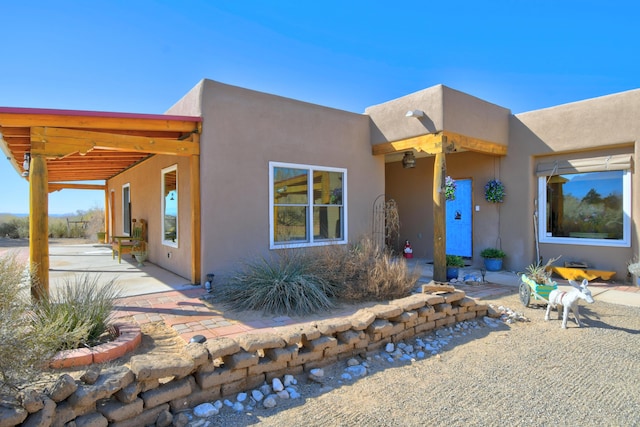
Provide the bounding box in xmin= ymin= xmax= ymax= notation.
xmin=480 ymin=248 xmax=506 ymax=271
xmin=132 ymin=241 xmax=148 ymax=267
xmin=446 ymin=254 xmax=465 ymax=281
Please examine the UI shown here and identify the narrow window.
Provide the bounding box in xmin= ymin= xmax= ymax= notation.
xmin=122 ymin=183 xmax=131 ymax=235
xmin=162 ymin=165 xmax=178 ymax=247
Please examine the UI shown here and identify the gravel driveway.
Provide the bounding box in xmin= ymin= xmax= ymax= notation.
xmin=208 ymin=291 xmax=640 ymax=427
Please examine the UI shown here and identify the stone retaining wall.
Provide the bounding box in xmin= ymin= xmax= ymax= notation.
xmin=2 ymin=286 xmax=488 ymax=427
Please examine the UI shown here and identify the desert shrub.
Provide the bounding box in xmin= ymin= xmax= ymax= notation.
xmin=48 ymin=219 xmax=68 ymax=238
xmin=0 ymin=217 xmax=29 ymax=238
xmin=0 ymin=253 xmax=58 ymax=391
xmin=29 ymin=275 xmax=122 ymax=351
xmin=218 ymin=250 xmax=337 ymax=316
xmin=314 ymin=237 xmax=420 ymax=302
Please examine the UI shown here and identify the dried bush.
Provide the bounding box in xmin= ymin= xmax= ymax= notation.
xmin=0 ymin=253 xmax=57 ymax=392
xmin=314 ymin=237 xmax=420 ymax=302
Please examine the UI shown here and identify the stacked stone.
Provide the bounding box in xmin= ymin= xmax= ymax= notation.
xmin=1 ymin=282 xmax=488 ymax=426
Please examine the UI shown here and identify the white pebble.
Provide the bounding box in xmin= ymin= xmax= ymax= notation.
xmin=277 ymin=389 xmax=290 ymax=399
xmin=385 ymin=343 xmax=395 ymax=353
xmin=232 ymin=402 xmax=244 ymax=412
xmin=236 ymin=392 xmax=247 ymax=402
xmin=213 ymin=400 xmax=223 ymax=409
xmin=284 ymin=374 xmax=296 ymax=386
xmin=251 ymin=389 xmax=264 ymax=402
xmin=223 ymin=399 xmax=233 ymax=407
xmin=272 ymin=378 xmax=284 ymax=392
xmin=263 ymin=395 xmax=277 ymax=408
xmin=346 ymin=358 xmax=360 ymax=366
xmin=345 ymin=365 xmax=367 ymax=377
xmin=193 ymin=403 xmax=218 ymax=418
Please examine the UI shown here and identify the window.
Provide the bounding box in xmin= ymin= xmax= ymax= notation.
xmin=122 ymin=183 xmax=131 ymax=235
xmin=270 ymin=162 xmax=347 ymax=248
xmin=162 ymin=165 xmax=178 ymax=247
xmin=538 ymin=170 xmax=630 ymax=247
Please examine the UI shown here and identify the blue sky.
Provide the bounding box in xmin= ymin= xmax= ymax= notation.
xmin=1 ymin=0 xmax=638 ymax=214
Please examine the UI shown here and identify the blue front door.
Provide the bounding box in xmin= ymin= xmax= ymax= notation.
xmin=446 ymin=179 xmax=472 ymax=257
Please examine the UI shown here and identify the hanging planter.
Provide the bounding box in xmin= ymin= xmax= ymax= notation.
xmin=445 ymin=176 xmax=457 ymax=201
xmin=484 ymin=179 xmax=505 ymax=203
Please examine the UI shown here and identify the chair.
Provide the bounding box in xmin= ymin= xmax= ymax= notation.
xmin=112 ymin=219 xmax=147 ymax=263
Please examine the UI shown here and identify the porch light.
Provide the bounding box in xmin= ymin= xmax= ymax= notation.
xmin=405 ymin=109 xmax=424 ymax=118
xmin=402 ymin=151 xmax=416 ymax=169
xmin=23 ymin=152 xmax=30 ymax=171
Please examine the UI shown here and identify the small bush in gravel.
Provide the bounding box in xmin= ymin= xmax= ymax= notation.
xmin=313 ymin=237 xmax=420 ymax=302
xmin=0 ymin=253 xmax=58 ymax=392
xmin=218 ymin=250 xmax=337 ymax=316
xmin=29 ymin=275 xmax=122 ymax=351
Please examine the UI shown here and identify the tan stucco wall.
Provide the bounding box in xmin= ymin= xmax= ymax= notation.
xmin=365 ymin=84 xmax=509 ymax=149
xmin=107 ymin=154 xmax=193 ymax=280
xmin=503 ymin=89 xmax=640 ymax=278
xmin=196 ymin=80 xmax=382 ymax=279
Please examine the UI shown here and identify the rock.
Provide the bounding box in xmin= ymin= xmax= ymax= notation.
xmin=346 ymin=358 xmax=360 ymax=367
xmin=251 ymin=390 xmax=264 ymax=402
xmin=345 ymin=365 xmax=367 ymax=378
xmin=308 ymin=368 xmax=325 ymax=383
xmin=80 ymin=365 xmax=101 ymax=385
xmin=48 ymin=374 xmax=77 ymax=402
xmin=263 ymin=395 xmax=277 ymax=408
xmin=237 ymin=392 xmax=247 ymax=402
xmin=276 ymin=389 xmax=290 ymax=399
xmin=287 ymin=387 xmax=301 ymax=399
xmin=272 ymin=378 xmax=284 ymax=392
xmin=385 ymin=343 xmax=395 ymax=353
xmin=232 ymin=402 xmax=244 ymax=412
xmin=260 ymin=384 xmax=272 ymax=396
xmin=193 ymin=402 xmax=218 ymax=418
xmin=283 ymin=374 xmax=296 ymax=386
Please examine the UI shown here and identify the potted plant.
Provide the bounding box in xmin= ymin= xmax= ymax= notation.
xmin=480 ymin=248 xmax=506 ymax=271
xmin=96 ymin=231 xmax=106 ymax=243
xmin=131 ymin=241 xmax=148 ymax=267
xmin=445 ymin=176 xmax=457 ymax=201
xmin=446 ymin=254 xmax=465 ymax=281
xmin=519 ymin=256 xmax=560 ymax=306
xmin=484 ymin=179 xmax=505 ymax=203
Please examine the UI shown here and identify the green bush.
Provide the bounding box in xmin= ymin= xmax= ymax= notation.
xmin=218 ymin=251 xmax=337 ymax=316
xmin=480 ymin=248 xmax=506 ymax=259
xmin=446 ymin=255 xmax=465 ymax=267
xmin=29 ymin=275 xmax=122 ymax=351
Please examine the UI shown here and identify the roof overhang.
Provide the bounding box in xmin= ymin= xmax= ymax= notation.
xmin=0 ymin=106 xmax=201 ymax=191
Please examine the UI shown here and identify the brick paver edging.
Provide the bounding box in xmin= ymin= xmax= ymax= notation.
xmin=49 ymin=323 xmax=142 ymax=369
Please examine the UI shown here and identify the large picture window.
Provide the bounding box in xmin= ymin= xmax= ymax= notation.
xmin=270 ymin=162 xmax=347 ymax=248
xmin=538 ymin=169 xmax=630 ymax=247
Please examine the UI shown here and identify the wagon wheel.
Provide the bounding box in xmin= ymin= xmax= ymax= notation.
xmin=519 ymin=282 xmax=531 ymax=307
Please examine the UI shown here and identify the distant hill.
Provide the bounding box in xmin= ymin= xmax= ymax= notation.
xmin=0 ymin=213 xmax=75 ymax=218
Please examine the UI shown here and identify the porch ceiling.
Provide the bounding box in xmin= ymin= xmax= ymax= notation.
xmin=0 ymin=107 xmax=201 ymax=188
xmin=372 ymin=130 xmax=507 ymax=161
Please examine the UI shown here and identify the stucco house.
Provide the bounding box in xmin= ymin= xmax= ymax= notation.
xmin=1 ymin=79 xmax=637 ymax=298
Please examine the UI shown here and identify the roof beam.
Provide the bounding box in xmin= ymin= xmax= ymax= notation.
xmin=371 ymin=130 xmax=507 ymax=156
xmin=0 ymin=111 xmax=199 ymax=132
xmin=30 ymin=127 xmax=199 ymax=158
xmin=48 ymin=183 xmax=106 ymax=193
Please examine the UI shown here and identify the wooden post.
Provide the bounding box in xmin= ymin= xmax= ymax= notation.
xmin=433 ymin=152 xmax=447 ymax=282
xmin=190 ymin=154 xmax=201 ymax=285
xmin=29 ymin=154 xmax=49 ymax=302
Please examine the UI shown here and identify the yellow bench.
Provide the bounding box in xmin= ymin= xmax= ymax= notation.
xmin=111 ymin=219 xmax=147 ymax=264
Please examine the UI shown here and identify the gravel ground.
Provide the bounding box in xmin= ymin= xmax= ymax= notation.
xmin=203 ymin=291 xmax=640 ymax=427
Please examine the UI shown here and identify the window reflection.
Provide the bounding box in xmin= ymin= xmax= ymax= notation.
xmin=162 ymin=166 xmax=178 ymax=245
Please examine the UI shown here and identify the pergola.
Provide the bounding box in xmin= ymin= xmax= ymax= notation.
xmin=372 ymin=130 xmax=507 ymax=281
xmin=0 ymin=107 xmax=202 ymax=301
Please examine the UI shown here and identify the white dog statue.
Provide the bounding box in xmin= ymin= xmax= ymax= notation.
xmin=545 ymin=279 xmax=595 ymax=328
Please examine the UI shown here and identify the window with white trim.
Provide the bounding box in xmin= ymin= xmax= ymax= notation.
xmin=538 ymin=167 xmax=631 ymax=247
xmin=270 ymin=162 xmax=347 ymax=248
